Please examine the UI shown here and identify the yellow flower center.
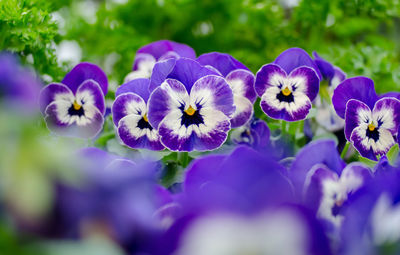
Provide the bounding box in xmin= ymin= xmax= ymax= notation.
xmin=368 ymin=123 xmax=376 ymax=131
xmin=185 ymin=105 xmax=196 ymax=116
xmin=73 ymin=100 xmax=82 ymax=110
xmin=143 ymin=114 xmax=148 ymax=122
xmin=282 ymin=87 xmax=292 ymax=96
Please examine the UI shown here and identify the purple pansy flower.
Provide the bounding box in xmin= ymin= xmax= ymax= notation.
xmin=255 ymin=48 xmax=320 ymax=121
xmin=303 ymin=162 xmax=372 ymax=227
xmin=312 ymin=52 xmax=346 ymax=132
xmin=333 ymin=77 xmax=400 ymax=160
xmin=112 ymin=78 xmax=164 ymax=150
xmin=339 ymin=170 xmax=400 ymax=255
xmin=0 ymin=52 xmax=42 ymax=113
xmin=124 ymin=40 xmax=196 ymax=82
xmin=39 ymin=63 xmax=108 ymax=139
xmin=156 ymin=146 xmax=331 ymax=255
xmin=197 ymin=52 xmax=256 ymax=127
xmin=52 ymin=147 xmax=168 ymax=253
xmin=147 ymin=58 xmax=235 ymax=151
xmin=230 ymin=118 xmax=270 ymax=151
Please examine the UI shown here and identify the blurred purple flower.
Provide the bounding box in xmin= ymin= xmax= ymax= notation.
xmin=112 ymin=78 xmax=164 ymax=150
xmin=255 ymin=48 xmax=320 ymax=121
xmin=147 ymin=58 xmax=235 ymax=151
xmin=340 ymin=170 xmax=400 ymax=255
xmin=230 ymin=118 xmax=270 ymax=151
xmin=312 ymin=52 xmax=346 ymax=132
xmin=313 ymin=52 xmax=346 ymax=89
xmin=52 ymin=147 xmax=168 ymax=253
xmin=197 ymin=52 xmax=256 ymax=127
xmin=0 ymin=52 xmax=42 ymax=113
xmin=39 ymin=63 xmax=108 ymax=139
xmin=303 ymin=162 xmax=372 ymax=228
xmin=154 ymin=146 xmax=331 ymax=255
xmin=124 ymin=40 xmax=196 ymax=82
xmin=289 ymin=139 xmax=346 ymax=194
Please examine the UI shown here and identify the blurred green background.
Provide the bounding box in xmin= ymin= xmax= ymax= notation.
xmin=1 ymin=0 xmax=400 ymax=93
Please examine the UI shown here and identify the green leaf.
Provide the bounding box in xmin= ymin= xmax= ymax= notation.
xmin=358 ymin=156 xmax=378 ymax=168
xmin=386 ymin=143 xmax=399 ymax=165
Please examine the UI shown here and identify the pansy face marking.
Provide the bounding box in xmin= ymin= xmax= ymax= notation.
xmin=345 ymin=98 xmax=400 ymax=160
xmin=255 ymin=64 xmax=319 ymax=122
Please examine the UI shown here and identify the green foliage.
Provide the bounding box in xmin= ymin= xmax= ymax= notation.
xmin=0 ymin=0 xmax=64 ymax=81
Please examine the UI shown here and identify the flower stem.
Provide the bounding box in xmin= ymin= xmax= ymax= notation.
xmin=179 ymin=152 xmax=189 ymax=168
xmin=341 ymin=141 xmax=350 ymax=159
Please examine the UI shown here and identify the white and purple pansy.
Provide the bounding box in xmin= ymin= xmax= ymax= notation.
xmin=147 ymin=58 xmax=235 ymax=151
xmin=255 ymin=48 xmax=320 ymax=121
xmin=39 ymin=62 xmax=108 ymax=139
xmin=112 ymin=78 xmax=164 ymax=150
xmin=303 ymin=162 xmax=372 ymax=227
xmin=197 ymin=52 xmax=256 ymax=128
xmin=333 ymin=77 xmax=400 ymax=160
xmin=312 ymin=52 xmax=346 ymax=132
xmin=124 ymin=40 xmax=196 ymax=82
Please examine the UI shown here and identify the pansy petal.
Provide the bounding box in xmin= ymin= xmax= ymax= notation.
xmin=76 ymin=79 xmax=105 ymax=115
xmin=344 ymin=99 xmax=371 ymax=141
xmin=303 ymin=164 xmax=338 ymax=211
xmin=260 ymin=88 xmax=312 ymax=121
xmin=39 ymin=83 xmax=73 ymax=114
xmin=136 ymin=40 xmax=196 ymax=60
xmin=380 ymin=92 xmax=400 ymax=100
xmin=230 ymin=95 xmax=253 ymax=128
xmin=290 ymin=139 xmax=345 ymax=193
xmin=289 ymin=66 xmax=320 ymax=101
xmin=158 ymin=108 xmax=230 ymax=151
xmin=148 ymin=79 xmax=189 ymax=129
xmin=331 ymin=67 xmax=346 ymax=88
xmin=62 ymin=62 xmax=108 ymax=95
xmin=196 ymin=52 xmax=249 ymax=77
xmin=372 ymin=97 xmax=400 ymax=134
xmin=255 ymin=64 xmax=287 ymax=97
xmin=226 ymin=69 xmax=256 ymax=102
xmin=312 ymin=52 xmax=334 ymax=81
xmin=350 ymin=126 xmax=395 ymax=161
xmin=274 ymin=48 xmax=322 ymax=80
xmin=132 ymin=53 xmax=157 ymax=71
xmin=149 ymin=58 xmax=176 ymax=92
xmin=166 ymin=58 xmax=219 ymax=92
xmin=332 ymin=77 xmax=378 ymax=119
xmin=45 ymin=102 xmax=104 ymax=139
xmin=159 ymin=51 xmax=181 ymax=61
xmin=190 ymin=75 xmax=235 ymax=117
xmin=116 ymin=78 xmax=151 ymax=101
xmin=112 ymin=93 xmax=147 ymax=126
xmin=118 ymin=115 xmax=164 ymax=150
xmin=340 ymin=162 xmax=373 ymax=188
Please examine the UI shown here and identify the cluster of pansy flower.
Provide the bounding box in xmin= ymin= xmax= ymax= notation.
xmin=3 ymin=40 xmax=400 ymax=255
xmin=39 ymin=40 xmax=400 ymax=161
